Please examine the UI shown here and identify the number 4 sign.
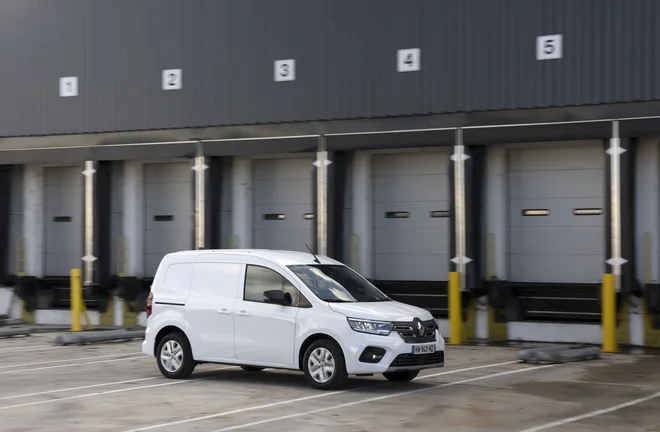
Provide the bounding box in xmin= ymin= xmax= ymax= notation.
xmin=536 ymin=35 xmax=563 ymax=60
xmin=397 ymin=48 xmax=420 ymax=72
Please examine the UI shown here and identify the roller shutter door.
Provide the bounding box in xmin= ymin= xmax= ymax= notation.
xmin=144 ymin=162 xmax=193 ymax=277
xmin=373 ymin=151 xmax=450 ymax=283
xmin=508 ymin=144 xmax=605 ymax=284
xmin=45 ymin=166 xmax=83 ymax=276
xmin=253 ymin=157 xmax=313 ymax=252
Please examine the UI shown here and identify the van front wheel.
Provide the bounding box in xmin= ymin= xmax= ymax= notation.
xmin=303 ymin=339 xmax=348 ymax=390
xmin=156 ymin=332 xmax=195 ymax=379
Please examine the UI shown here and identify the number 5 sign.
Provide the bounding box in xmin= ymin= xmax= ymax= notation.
xmin=536 ymin=34 xmax=563 ymax=60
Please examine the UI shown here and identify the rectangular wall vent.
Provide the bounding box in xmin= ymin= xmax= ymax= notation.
xmin=522 ymin=209 xmax=550 ymax=216
xmin=573 ymin=208 xmax=603 ymax=216
xmin=264 ymin=213 xmax=286 ymax=220
xmin=385 ymin=211 xmax=410 ymax=219
xmin=53 ymin=216 xmax=72 ymax=222
xmin=154 ymin=215 xmax=174 ymax=222
xmin=430 ymin=210 xmax=450 ymax=218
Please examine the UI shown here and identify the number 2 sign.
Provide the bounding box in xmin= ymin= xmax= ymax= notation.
xmin=162 ymin=69 xmax=182 ymax=90
xmin=536 ymin=35 xmax=563 ymax=60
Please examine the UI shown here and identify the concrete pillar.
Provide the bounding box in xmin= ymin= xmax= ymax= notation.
xmin=122 ymin=161 xmax=144 ymax=277
xmin=351 ymin=152 xmax=373 ymax=278
xmin=485 ymin=146 xmax=508 ymax=280
xmin=634 ymin=137 xmax=659 ymax=346
xmin=231 ymin=157 xmax=252 ymax=249
xmin=23 ymin=165 xmax=44 ymax=278
xmin=483 ymin=146 xmax=509 ymax=341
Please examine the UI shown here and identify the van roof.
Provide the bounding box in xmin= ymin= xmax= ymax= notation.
xmin=166 ymin=249 xmax=343 ymax=267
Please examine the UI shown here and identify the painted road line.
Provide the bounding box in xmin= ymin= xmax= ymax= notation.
xmin=207 ymin=363 xmax=560 ymax=432
xmin=121 ymin=360 xmax=519 ymax=432
xmin=0 ymin=355 xmax=148 ymax=375
xmin=519 ymin=390 xmax=660 ymax=432
xmin=0 ymin=366 xmax=237 ymax=411
xmin=0 ymin=375 xmax=163 ymax=401
xmin=0 ymin=352 xmax=143 ymax=369
xmin=0 ymin=345 xmax=64 ymax=354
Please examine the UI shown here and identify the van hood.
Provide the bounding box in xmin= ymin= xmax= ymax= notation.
xmin=328 ymin=301 xmax=434 ymax=322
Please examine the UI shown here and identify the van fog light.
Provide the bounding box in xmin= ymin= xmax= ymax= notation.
xmin=359 ymin=347 xmax=386 ymax=363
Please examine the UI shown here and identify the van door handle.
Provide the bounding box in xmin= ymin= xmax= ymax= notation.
xmin=218 ymin=308 xmax=231 ymax=315
xmin=236 ymin=310 xmax=249 ymax=316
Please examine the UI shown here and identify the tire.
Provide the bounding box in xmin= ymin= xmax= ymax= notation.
xmin=240 ymin=366 xmax=265 ymax=372
xmin=156 ymin=331 xmax=196 ymax=379
xmin=382 ymin=370 xmax=420 ymax=382
xmin=303 ymin=339 xmax=348 ymax=390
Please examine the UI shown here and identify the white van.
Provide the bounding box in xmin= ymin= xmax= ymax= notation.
xmin=142 ymin=249 xmax=446 ymax=390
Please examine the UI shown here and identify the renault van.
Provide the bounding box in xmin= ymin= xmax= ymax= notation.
xmin=142 ymin=249 xmax=445 ymax=390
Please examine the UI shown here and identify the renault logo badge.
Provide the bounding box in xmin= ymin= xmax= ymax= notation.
xmin=414 ymin=319 xmax=424 ymax=336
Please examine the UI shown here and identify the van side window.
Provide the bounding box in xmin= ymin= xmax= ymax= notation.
xmin=162 ymin=263 xmax=195 ymax=297
xmin=244 ymin=265 xmax=310 ymax=307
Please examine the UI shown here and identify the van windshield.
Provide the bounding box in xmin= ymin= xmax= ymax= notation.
xmin=287 ymin=264 xmax=391 ymax=303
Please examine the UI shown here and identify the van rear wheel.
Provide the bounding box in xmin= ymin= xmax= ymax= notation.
xmin=303 ymin=339 xmax=348 ymax=390
xmin=156 ymin=332 xmax=195 ymax=379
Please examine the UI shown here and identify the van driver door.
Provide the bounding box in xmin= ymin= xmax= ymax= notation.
xmin=233 ymin=261 xmax=306 ymax=367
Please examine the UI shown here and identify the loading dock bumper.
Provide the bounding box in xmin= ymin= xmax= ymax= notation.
xmin=518 ymin=344 xmax=601 ymax=364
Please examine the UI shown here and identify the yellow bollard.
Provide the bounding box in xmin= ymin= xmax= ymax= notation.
xmin=601 ymin=273 xmax=616 ymax=353
xmin=70 ymin=268 xmax=83 ymax=332
xmin=449 ymin=271 xmax=462 ymax=345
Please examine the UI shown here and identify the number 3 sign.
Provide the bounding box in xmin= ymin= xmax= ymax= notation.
xmin=274 ymin=59 xmax=295 ymax=82
xmin=536 ymin=35 xmax=563 ymax=60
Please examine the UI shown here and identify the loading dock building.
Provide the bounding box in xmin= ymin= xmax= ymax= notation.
xmin=0 ymin=0 xmax=659 ymax=347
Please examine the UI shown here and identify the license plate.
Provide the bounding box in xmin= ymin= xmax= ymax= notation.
xmin=412 ymin=344 xmax=436 ymax=355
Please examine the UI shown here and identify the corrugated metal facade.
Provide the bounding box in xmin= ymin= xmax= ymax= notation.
xmin=0 ymin=0 xmax=657 ymax=138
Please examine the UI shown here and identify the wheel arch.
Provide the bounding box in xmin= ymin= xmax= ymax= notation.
xmin=297 ymin=333 xmax=345 ymax=371
xmin=154 ymin=325 xmax=190 ymax=357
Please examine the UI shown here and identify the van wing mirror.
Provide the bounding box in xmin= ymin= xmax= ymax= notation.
xmin=263 ymin=290 xmax=291 ymax=306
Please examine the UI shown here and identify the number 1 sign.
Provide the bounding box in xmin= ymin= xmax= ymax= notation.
xmin=59 ymin=77 xmax=78 ymax=97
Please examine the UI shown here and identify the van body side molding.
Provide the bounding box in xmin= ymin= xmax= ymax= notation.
xmin=154 ymin=301 xmax=185 ymax=307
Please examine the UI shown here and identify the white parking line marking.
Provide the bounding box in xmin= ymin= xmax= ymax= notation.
xmin=207 ymin=363 xmax=560 ymax=432
xmin=121 ymin=360 xmax=519 ymax=432
xmin=0 ymin=352 xmax=142 ymax=369
xmin=0 ymin=375 xmax=163 ymax=401
xmin=0 ymin=355 xmax=148 ymax=375
xmin=0 ymin=366 xmax=236 ymax=411
xmin=519 ymin=390 xmax=660 ymax=432
xmin=0 ymin=345 xmax=63 ymax=354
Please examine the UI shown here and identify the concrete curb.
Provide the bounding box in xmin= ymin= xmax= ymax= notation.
xmin=53 ymin=329 xmax=145 ymax=346
xmin=0 ymin=327 xmax=33 ymax=338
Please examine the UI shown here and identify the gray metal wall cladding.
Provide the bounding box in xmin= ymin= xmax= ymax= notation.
xmin=0 ymin=0 xmax=658 ymax=138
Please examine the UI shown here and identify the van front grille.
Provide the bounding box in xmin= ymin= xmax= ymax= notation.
xmin=392 ymin=319 xmax=437 ymax=343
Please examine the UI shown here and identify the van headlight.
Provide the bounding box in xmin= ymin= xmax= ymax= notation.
xmin=347 ymin=318 xmax=393 ymax=336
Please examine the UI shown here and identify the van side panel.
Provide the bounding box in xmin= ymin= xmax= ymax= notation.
xmin=185 ymin=260 xmax=244 ymax=361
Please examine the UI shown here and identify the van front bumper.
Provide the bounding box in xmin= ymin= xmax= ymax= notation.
xmin=343 ymin=329 xmax=446 ymax=375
